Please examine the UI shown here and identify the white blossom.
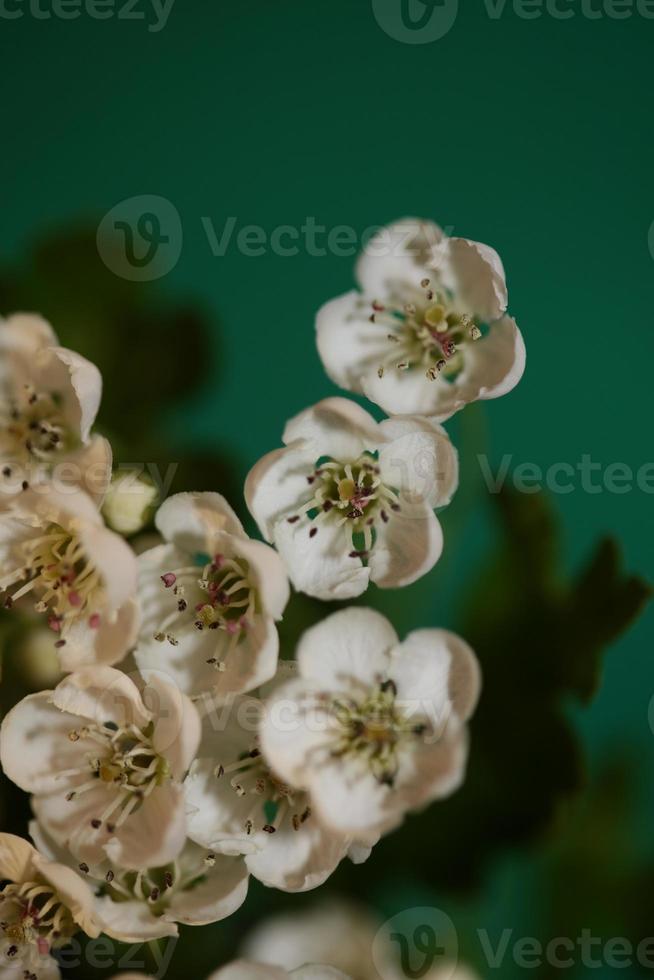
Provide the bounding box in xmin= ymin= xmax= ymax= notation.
xmin=135 ymin=492 xmax=290 ymax=699
xmin=245 ymin=398 xmax=458 ymax=600
xmin=0 ymin=486 xmax=139 ymax=670
xmin=259 ymin=608 xmax=480 ymax=839
xmin=0 ymin=667 xmax=201 ymax=871
xmin=0 ymin=832 xmax=100 ymax=979
xmin=316 ymin=219 xmax=525 ymax=420
xmin=0 ymin=313 xmax=111 ymax=502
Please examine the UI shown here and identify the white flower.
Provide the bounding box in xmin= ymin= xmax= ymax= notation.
xmin=134 ymin=492 xmax=290 ymax=699
xmin=0 ymin=313 xmax=111 ymax=502
xmin=0 ymin=832 xmax=100 ymax=979
xmin=185 ymin=674 xmax=353 ymax=893
xmin=102 ymin=471 xmax=158 ymax=536
xmin=29 ymin=822 xmax=248 ymax=943
xmin=245 ymin=398 xmax=458 ymax=600
xmin=0 ymin=667 xmax=201 ymax=871
xmin=243 ymin=899 xmax=388 ymax=979
xmin=316 ymin=218 xmax=526 ymax=420
xmin=211 ymin=963 xmax=349 ymax=980
xmin=259 ymin=608 xmax=480 ymax=839
xmin=0 ymin=486 xmax=139 ymax=670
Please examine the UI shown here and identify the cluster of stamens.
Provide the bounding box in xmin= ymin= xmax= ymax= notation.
xmin=0 ymin=878 xmax=75 ymax=967
xmin=0 ymin=384 xmax=70 ymax=471
xmin=214 ymin=744 xmax=312 ymax=836
xmin=63 ymin=721 xmax=169 ymax=835
xmin=287 ymin=453 xmax=400 ymax=562
xmin=0 ymin=523 xmax=103 ymax=647
xmin=154 ymin=553 xmax=255 ymax=672
xmin=330 ymin=679 xmax=431 ymax=786
xmin=369 ymin=277 xmax=482 ymax=381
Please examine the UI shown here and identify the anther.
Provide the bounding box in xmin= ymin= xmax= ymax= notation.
xmin=161 ymin=573 xmax=177 ymax=588
xmin=78 ymin=864 xmax=89 ymax=875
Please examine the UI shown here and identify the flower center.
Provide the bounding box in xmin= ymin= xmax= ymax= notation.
xmin=0 ymin=384 xmax=72 ymax=469
xmin=154 ymin=553 xmax=257 ymax=672
xmin=214 ymin=745 xmax=312 ymax=836
xmin=369 ymin=277 xmax=482 ymax=381
xmin=0 ymin=522 xmax=104 ymax=648
xmin=93 ymin=850 xmax=216 ymax=914
xmin=0 ymin=879 xmax=75 ymax=962
xmin=330 ymin=680 xmax=432 ymax=786
xmin=286 ymin=453 xmax=401 ymax=563
xmin=64 ymin=721 xmax=170 ymax=835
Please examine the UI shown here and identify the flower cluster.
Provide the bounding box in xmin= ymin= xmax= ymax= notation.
xmin=0 ymin=220 xmax=523 ymax=977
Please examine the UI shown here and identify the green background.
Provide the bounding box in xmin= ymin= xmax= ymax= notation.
xmin=1 ymin=0 xmax=653 ymax=976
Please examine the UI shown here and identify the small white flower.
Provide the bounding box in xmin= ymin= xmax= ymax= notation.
xmin=245 ymin=397 xmax=458 ymax=600
xmin=0 ymin=313 xmax=111 ymax=502
xmin=185 ymin=677 xmax=354 ymax=893
xmin=135 ymin=492 xmax=290 ymax=699
xmin=0 ymin=832 xmax=100 ymax=979
xmin=316 ymin=218 xmax=526 ymax=420
xmin=211 ymin=963 xmax=349 ymax=980
xmin=0 ymin=667 xmax=201 ymax=871
xmin=0 ymin=486 xmax=139 ymax=670
xmin=30 ymin=822 xmax=248 ymax=943
xmin=102 ymin=471 xmax=158 ymax=537
xmin=259 ymin=608 xmax=480 ymax=839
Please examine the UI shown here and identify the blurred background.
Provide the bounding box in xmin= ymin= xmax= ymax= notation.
xmin=1 ymin=0 xmax=653 ymax=976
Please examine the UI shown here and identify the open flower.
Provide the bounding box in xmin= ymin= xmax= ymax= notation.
xmin=185 ymin=676 xmax=353 ymax=892
xmin=212 ymin=964 xmax=349 ymax=980
xmin=0 ymin=486 xmax=139 ymax=670
xmin=135 ymin=492 xmax=290 ymax=699
xmin=259 ymin=608 xmax=480 ymax=839
xmin=0 ymin=832 xmax=100 ymax=979
xmin=29 ymin=822 xmax=248 ymax=943
xmin=316 ymin=218 xmax=525 ymax=420
xmin=0 ymin=313 xmax=111 ymax=502
xmin=245 ymin=398 xmax=458 ymax=600
xmin=0 ymin=667 xmax=201 ymax=871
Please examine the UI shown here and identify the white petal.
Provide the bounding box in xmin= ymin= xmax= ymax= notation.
xmin=155 ymin=491 xmax=245 ymax=552
xmin=444 ymin=236 xmax=508 ymax=322
xmin=35 ymin=855 xmax=101 ymax=937
xmin=273 ymin=518 xmax=370 ymax=601
xmin=307 ymin=759 xmax=400 ymax=837
xmin=145 ymin=671 xmax=201 ymax=778
xmin=103 ymin=782 xmax=188 ymax=870
xmin=36 ymin=346 xmax=102 ymax=443
xmin=95 ymin=895 xmax=178 ymax=943
xmin=209 ymin=963 xmax=287 ymax=980
xmin=378 ymin=415 xmax=459 ymax=508
xmin=0 ymin=692 xmax=83 ymax=794
xmin=0 ymin=832 xmax=38 ymax=882
xmin=296 ymin=607 xmax=395 ymax=689
xmin=362 ymin=362 xmax=448 ymax=418
xmin=282 ymin=397 xmax=378 ymax=460
xmin=469 ymin=315 xmax=526 ymax=402
xmin=245 ymin=814 xmax=348 ymax=893
xmin=50 ymin=666 xmax=150 ymax=730
xmin=76 ymin=519 xmax=138 ymax=613
xmin=60 ymin=597 xmax=139 ymax=670
xmin=164 ymin=853 xmax=248 ymax=925
xmin=356 ymin=218 xmax=444 ymax=296
xmin=368 ymin=505 xmax=443 ymax=589
xmin=315 ymin=290 xmax=387 ymax=392
xmin=258 ymin=678 xmax=333 ymax=788
xmin=292 ymin=968 xmax=349 ymax=980
xmin=232 ymin=534 xmax=290 ymax=621
xmin=393 ymin=629 xmax=481 ymax=724
xmin=396 ymin=727 xmax=470 ymax=812
xmin=245 ymin=445 xmax=314 ymax=543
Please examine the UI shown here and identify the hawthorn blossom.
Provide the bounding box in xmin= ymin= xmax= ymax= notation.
xmin=135 ymin=492 xmax=290 ymax=699
xmin=29 ymin=823 xmax=248 ymax=942
xmin=0 ymin=667 xmax=201 ymax=871
xmin=185 ymin=678 xmax=355 ymax=892
xmin=0 ymin=486 xmax=139 ymax=670
xmin=316 ymin=218 xmax=525 ymax=420
xmin=0 ymin=313 xmax=111 ymax=502
xmin=245 ymin=397 xmax=458 ymax=600
xmin=109 ymin=965 xmax=348 ymax=980
xmin=0 ymin=832 xmax=100 ymax=979
xmin=259 ymin=608 xmax=480 ymax=839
